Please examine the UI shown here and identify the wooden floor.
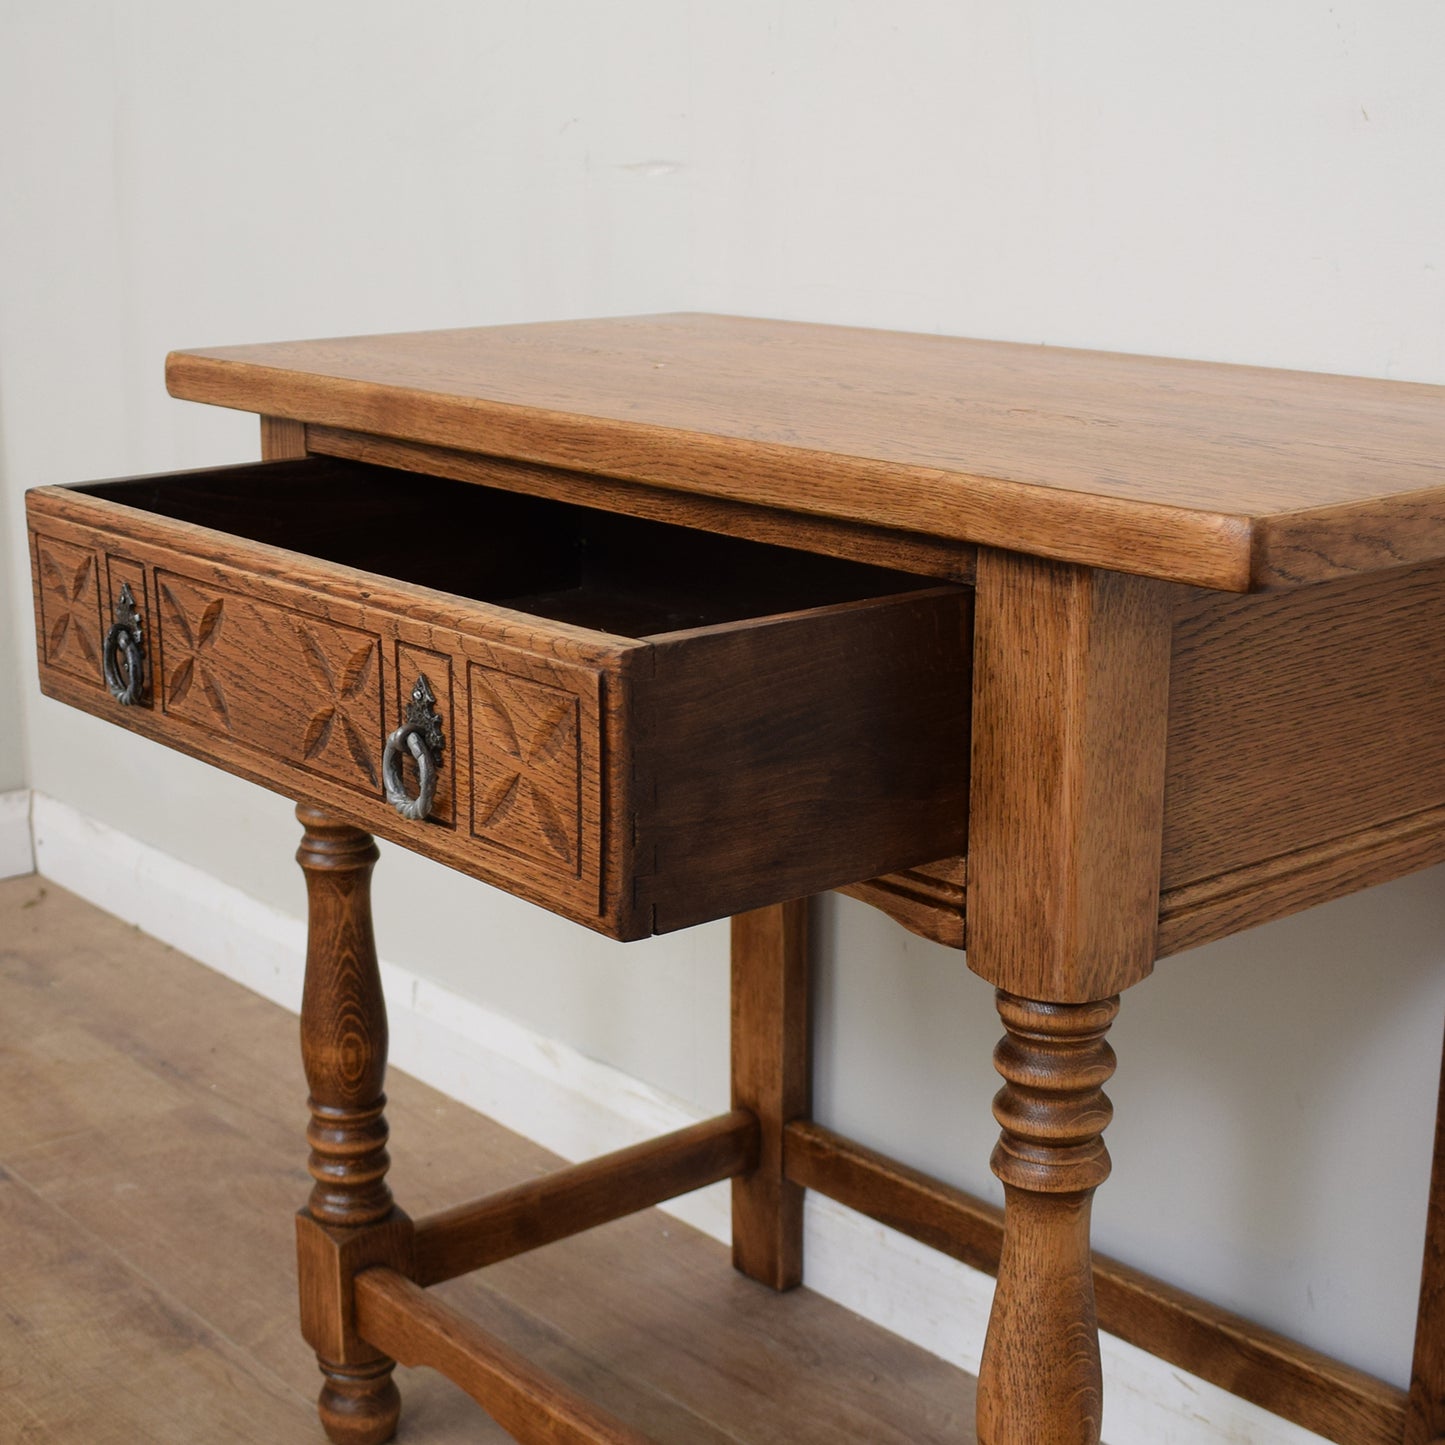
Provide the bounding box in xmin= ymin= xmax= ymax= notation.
xmin=0 ymin=875 xmax=979 ymax=1444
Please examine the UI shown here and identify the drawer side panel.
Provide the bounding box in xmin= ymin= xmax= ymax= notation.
xmin=635 ymin=589 xmax=973 ymax=935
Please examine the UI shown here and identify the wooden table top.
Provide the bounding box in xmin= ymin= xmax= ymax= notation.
xmin=166 ymin=313 xmax=1445 ymax=592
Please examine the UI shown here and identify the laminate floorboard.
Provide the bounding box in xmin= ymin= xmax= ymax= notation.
xmin=0 ymin=874 xmax=978 ymax=1443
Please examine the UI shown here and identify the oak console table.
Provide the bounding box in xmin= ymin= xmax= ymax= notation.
xmin=26 ymin=314 xmax=1445 ymax=1444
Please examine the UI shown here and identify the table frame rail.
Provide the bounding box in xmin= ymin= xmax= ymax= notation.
xmin=411 ymin=1111 xmax=759 ymax=1287
xmin=307 ymin=1104 xmax=758 ymax=1444
xmin=329 ymin=1105 xmax=1421 ymax=1445
xmin=785 ymin=1119 xmax=1408 ymax=1445
xmin=355 ymin=1269 xmax=654 ymax=1445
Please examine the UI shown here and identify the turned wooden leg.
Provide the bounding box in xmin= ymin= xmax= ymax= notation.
xmin=977 ymin=991 xmax=1120 ymax=1445
xmin=730 ymin=899 xmax=810 ymax=1289
xmin=295 ymin=805 xmax=408 ymax=1445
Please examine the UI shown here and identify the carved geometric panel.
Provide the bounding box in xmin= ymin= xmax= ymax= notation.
xmin=293 ymin=617 xmax=384 ymax=791
xmin=155 ymin=571 xmax=384 ymax=795
xmin=35 ymin=536 xmax=103 ymax=685
xmin=157 ymin=576 xmax=234 ymax=734
xmin=469 ymin=664 xmax=582 ymax=876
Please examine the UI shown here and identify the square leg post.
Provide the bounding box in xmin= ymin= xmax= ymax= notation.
xmin=730 ymin=899 xmax=810 ymax=1290
xmin=968 ymin=550 xmax=1174 ymax=1444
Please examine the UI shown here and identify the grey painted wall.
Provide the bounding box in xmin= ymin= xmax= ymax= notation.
xmin=0 ymin=411 xmax=30 ymax=793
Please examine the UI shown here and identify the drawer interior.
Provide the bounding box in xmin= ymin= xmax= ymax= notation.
xmin=81 ymin=458 xmax=936 ymax=638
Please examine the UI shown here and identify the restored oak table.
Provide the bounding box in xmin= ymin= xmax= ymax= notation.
xmin=26 ymin=314 xmax=1445 ymax=1445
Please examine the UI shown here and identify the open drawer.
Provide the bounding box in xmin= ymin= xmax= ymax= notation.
xmin=27 ymin=457 xmax=972 ymax=938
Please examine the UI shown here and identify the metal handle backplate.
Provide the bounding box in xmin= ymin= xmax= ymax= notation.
xmin=383 ymin=674 xmax=444 ymax=821
xmin=102 ymin=582 xmax=145 ymax=706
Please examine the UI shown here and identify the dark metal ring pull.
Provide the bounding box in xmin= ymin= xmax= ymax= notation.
xmin=102 ymin=582 xmax=145 ymax=706
xmin=383 ymin=674 xmax=445 ymax=821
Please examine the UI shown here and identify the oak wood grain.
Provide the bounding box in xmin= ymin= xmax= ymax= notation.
xmin=412 ymin=1111 xmax=758 ymax=1287
xmin=296 ymin=810 xmax=392 ymax=1231
xmin=357 ymin=1270 xmax=655 ymax=1445
xmin=635 ymin=590 xmax=971 ymax=933
xmin=168 ymin=314 xmax=1445 ymax=590
xmin=730 ymin=901 xmax=811 ymax=1290
xmin=1157 ymin=802 xmax=1445 ymax=958
xmin=977 ymin=994 xmax=1120 ymax=1445
xmin=262 ymin=413 xmax=309 ymax=461
xmin=1252 ymin=486 xmax=1445 ymax=590
xmin=967 ymin=549 xmax=1174 ymax=1001
xmin=296 ymin=807 xmax=405 ymax=1444
xmin=32 ymin=531 xmax=104 ymax=688
xmin=839 ymin=856 xmax=967 ymax=949
xmin=843 ymin=807 xmax=1445 ymax=963
xmin=1162 ymin=558 xmax=1445 ymax=894
xmin=784 ymin=1121 xmax=1004 ymax=1277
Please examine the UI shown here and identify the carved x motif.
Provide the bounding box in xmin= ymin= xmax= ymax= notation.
xmin=297 ymin=625 xmax=379 ymax=787
xmin=38 ymin=545 xmax=100 ymax=673
xmin=160 ymin=583 xmax=230 ymax=729
xmin=472 ymin=674 xmax=579 ymax=869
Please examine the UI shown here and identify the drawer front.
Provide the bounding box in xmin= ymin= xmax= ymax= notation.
xmin=29 ymin=507 xmax=626 ymax=930
xmin=154 ymin=569 xmax=386 ymax=793
xmin=28 ymin=458 xmax=972 ymax=940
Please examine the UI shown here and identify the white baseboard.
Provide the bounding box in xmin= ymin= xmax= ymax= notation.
xmin=0 ymin=790 xmax=35 ymax=879
xmin=30 ymin=791 xmax=1329 ymax=1445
